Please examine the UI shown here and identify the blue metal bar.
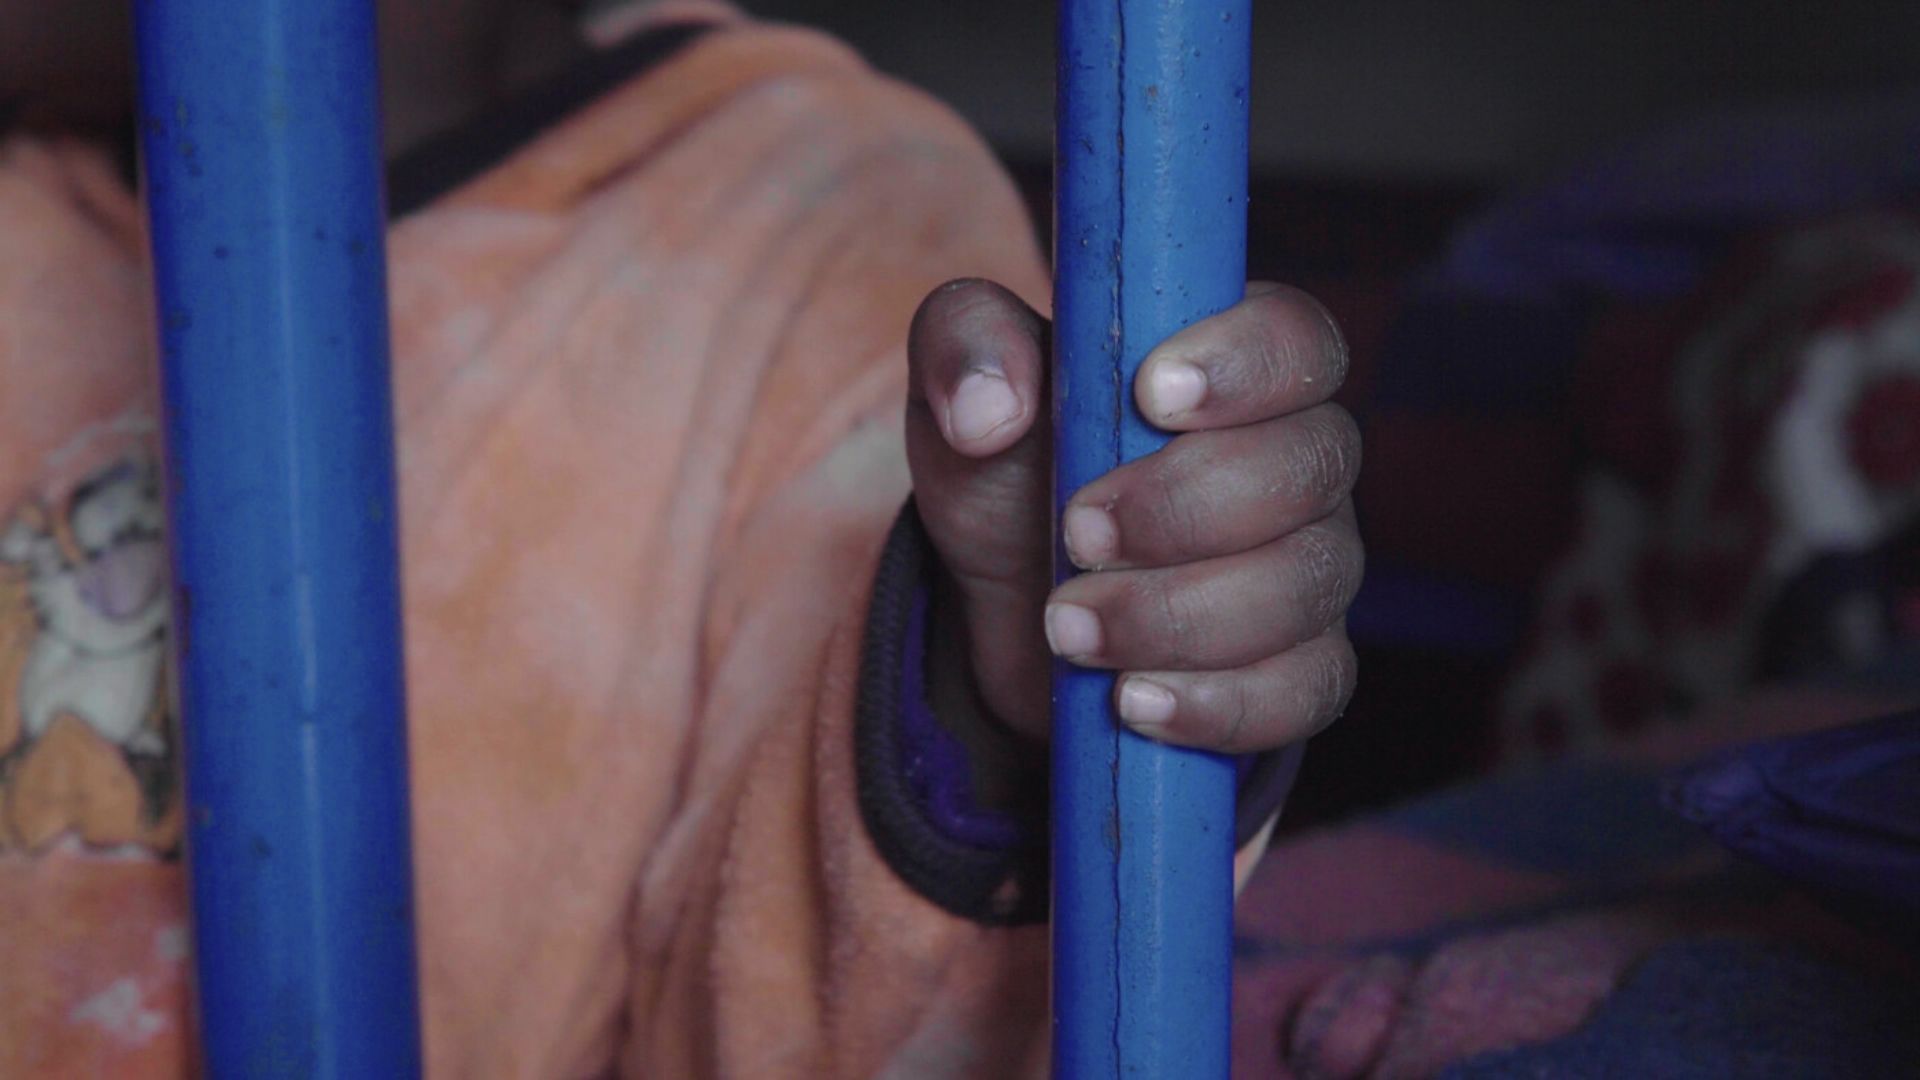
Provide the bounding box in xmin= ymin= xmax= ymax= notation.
xmin=132 ymin=2 xmax=422 ymax=1075
xmin=1053 ymin=1 xmax=1251 ymax=1075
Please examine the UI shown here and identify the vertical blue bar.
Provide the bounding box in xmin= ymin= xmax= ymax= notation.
xmin=132 ymin=2 xmax=423 ymax=1076
xmin=1053 ymin=0 xmax=1250 ymax=1076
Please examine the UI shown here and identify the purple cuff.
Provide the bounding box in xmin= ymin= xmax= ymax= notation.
xmin=1665 ymin=707 xmax=1920 ymax=930
xmin=855 ymin=502 xmax=1047 ymax=923
xmin=896 ymin=584 xmax=1028 ymax=850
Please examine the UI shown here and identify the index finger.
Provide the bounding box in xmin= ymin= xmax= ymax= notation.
xmin=1133 ymin=282 xmax=1348 ymax=432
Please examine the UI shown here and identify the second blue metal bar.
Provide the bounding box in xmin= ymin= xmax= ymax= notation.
xmin=133 ymin=1 xmax=422 ymax=1074
xmin=1052 ymin=0 xmax=1251 ymax=1075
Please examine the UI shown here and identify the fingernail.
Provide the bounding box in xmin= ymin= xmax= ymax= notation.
xmin=1044 ymin=603 xmax=1102 ymax=659
xmin=948 ymin=371 xmax=1020 ymax=444
xmin=1063 ymin=504 xmax=1117 ymax=568
xmin=1145 ymin=359 xmax=1207 ymax=419
xmin=1118 ymin=677 xmax=1177 ymax=731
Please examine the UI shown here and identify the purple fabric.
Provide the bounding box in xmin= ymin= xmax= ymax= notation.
xmin=896 ymin=585 xmax=1027 ymax=850
xmin=1448 ymin=938 xmax=1920 ymax=1078
xmin=1666 ymin=709 xmax=1920 ymax=921
xmin=1434 ymin=92 xmax=1920 ymax=302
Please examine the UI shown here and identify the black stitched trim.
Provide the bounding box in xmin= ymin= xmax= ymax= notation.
xmin=855 ymin=502 xmax=1047 ymax=926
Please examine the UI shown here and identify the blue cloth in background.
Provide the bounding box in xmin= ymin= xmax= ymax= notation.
xmin=1446 ymin=939 xmax=1920 ymax=1079
xmin=1667 ymin=708 xmax=1920 ymax=932
xmin=1460 ymin=711 xmax=1920 ymax=1076
xmin=1383 ymin=761 xmax=1706 ymax=882
xmin=1430 ymin=92 xmax=1920 ymax=304
xmin=1434 ymin=711 xmax=1920 ymax=1076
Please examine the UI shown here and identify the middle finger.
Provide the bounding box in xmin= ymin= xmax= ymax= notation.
xmin=1063 ymin=402 xmax=1360 ymax=571
xmin=1045 ymin=503 xmax=1363 ymax=672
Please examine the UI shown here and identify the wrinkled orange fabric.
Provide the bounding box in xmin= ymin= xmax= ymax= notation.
xmin=1 ymin=18 xmax=1060 ymax=1077
xmin=0 ymin=18 xmax=1271 ymax=1078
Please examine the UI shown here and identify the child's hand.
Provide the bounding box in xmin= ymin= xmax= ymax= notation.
xmin=906 ymin=279 xmax=1361 ymax=752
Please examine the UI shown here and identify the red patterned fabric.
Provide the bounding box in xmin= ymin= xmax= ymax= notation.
xmin=1500 ymin=214 xmax=1920 ymax=760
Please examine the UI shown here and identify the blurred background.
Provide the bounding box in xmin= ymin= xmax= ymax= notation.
xmin=742 ymin=0 xmax=1920 ymax=826
xmin=744 ymin=0 xmax=1920 ymax=182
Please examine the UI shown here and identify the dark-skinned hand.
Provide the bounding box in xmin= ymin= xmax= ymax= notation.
xmin=906 ymin=278 xmax=1363 ymax=754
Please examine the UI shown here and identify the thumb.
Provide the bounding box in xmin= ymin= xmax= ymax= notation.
xmin=906 ymin=279 xmax=1053 ymax=739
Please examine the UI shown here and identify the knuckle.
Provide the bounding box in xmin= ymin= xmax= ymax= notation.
xmin=1309 ymin=640 xmax=1360 ymax=733
xmin=1283 ymin=407 xmax=1362 ymax=503
xmin=1246 ymin=287 xmax=1348 ymax=397
xmin=1245 ymin=324 xmax=1303 ymax=403
xmin=1310 ymin=296 xmax=1352 ymax=389
xmin=1222 ymin=679 xmax=1275 ymax=753
xmin=1180 ymin=671 xmax=1255 ymax=753
xmin=1130 ymin=574 xmax=1209 ymax=666
xmin=1289 ymin=524 xmax=1362 ymax=631
xmin=912 ymin=278 xmax=980 ymax=336
xmin=908 ymin=279 xmax=1028 ymax=367
xmin=1217 ymin=679 xmax=1258 ymax=752
xmin=1219 ymin=663 xmax=1286 ymax=753
xmin=1250 ymin=639 xmax=1357 ymax=748
xmin=1320 ymin=406 xmax=1364 ymax=492
xmin=1143 ymin=450 xmax=1220 ymax=554
xmin=1248 ymin=287 xmax=1305 ymax=342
